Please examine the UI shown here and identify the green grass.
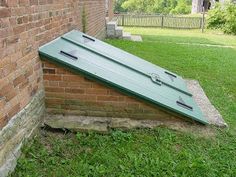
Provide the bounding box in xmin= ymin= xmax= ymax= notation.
xmin=125 ymin=27 xmax=236 ymax=46
xmin=11 ymin=28 xmax=236 ymax=177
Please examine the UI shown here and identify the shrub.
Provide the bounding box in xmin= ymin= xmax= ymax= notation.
xmin=170 ymin=0 xmax=191 ymax=14
xmin=207 ymin=3 xmax=236 ymax=35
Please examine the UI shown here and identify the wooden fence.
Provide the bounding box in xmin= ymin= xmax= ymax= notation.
xmin=116 ymin=14 xmax=203 ymax=29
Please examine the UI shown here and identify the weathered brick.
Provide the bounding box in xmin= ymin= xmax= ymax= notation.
xmin=46 ymin=92 xmax=65 ymax=99
xmin=43 ymin=68 xmax=55 ymax=74
xmin=45 ymin=87 xmax=64 ymax=93
xmin=0 ymin=83 xmax=13 ymax=97
xmin=86 ymin=88 xmax=108 ymax=95
xmin=29 ymin=0 xmax=38 ymax=5
xmin=7 ymin=103 xmax=20 ymax=118
xmin=3 ymin=63 xmax=16 ymax=77
xmin=0 ymin=8 xmax=11 ymax=18
xmin=13 ymin=25 xmax=26 ymax=35
xmin=5 ymin=89 xmax=17 ymax=102
xmin=6 ymin=36 xmax=19 ymax=46
xmin=19 ymin=0 xmax=29 ymax=6
xmin=65 ymin=88 xmax=85 ymax=94
xmin=63 ymin=75 xmax=84 ymax=82
xmin=13 ymin=75 xmax=25 ymax=87
xmin=97 ymin=95 xmax=119 ymax=102
xmin=45 ymin=98 xmax=64 ymax=104
xmin=43 ymin=74 xmax=62 ymax=81
xmin=0 ymin=98 xmax=5 ymax=109
xmin=0 ymin=115 xmax=8 ymax=129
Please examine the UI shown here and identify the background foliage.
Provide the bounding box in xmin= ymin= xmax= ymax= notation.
xmin=114 ymin=0 xmax=192 ymax=14
xmin=207 ymin=3 xmax=236 ymax=35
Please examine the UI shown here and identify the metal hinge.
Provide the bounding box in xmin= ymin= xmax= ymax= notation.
xmin=150 ymin=73 xmax=162 ymax=86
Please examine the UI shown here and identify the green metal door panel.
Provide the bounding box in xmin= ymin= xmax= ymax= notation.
xmin=62 ymin=30 xmax=191 ymax=96
xmin=39 ymin=30 xmax=208 ymax=124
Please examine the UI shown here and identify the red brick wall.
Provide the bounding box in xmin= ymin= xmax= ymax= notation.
xmin=42 ymin=60 xmax=185 ymax=123
xmin=0 ymin=0 xmax=107 ymax=129
xmin=107 ymin=0 xmax=114 ymax=21
xmin=79 ymin=0 xmax=106 ymax=37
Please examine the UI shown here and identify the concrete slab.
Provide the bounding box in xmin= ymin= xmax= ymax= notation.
xmin=115 ymin=27 xmax=123 ymax=38
xmin=122 ymin=32 xmax=131 ymax=40
xmin=106 ymin=21 xmax=117 ymax=30
xmin=131 ymin=35 xmax=143 ymax=42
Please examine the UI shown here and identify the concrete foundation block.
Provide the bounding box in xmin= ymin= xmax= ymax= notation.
xmin=106 ymin=21 xmax=117 ymax=30
xmin=115 ymin=26 xmax=123 ymax=38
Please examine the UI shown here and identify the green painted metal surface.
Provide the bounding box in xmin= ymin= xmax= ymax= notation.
xmin=39 ymin=30 xmax=208 ymax=124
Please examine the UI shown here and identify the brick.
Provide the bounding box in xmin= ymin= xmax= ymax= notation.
xmin=0 ymin=115 xmax=8 ymax=129
xmin=65 ymin=88 xmax=85 ymax=94
xmin=5 ymin=89 xmax=17 ymax=102
xmin=48 ymin=81 xmax=58 ymax=87
xmin=19 ymin=0 xmax=29 ymax=6
xmin=45 ymin=98 xmax=64 ymax=104
xmin=3 ymin=63 xmax=16 ymax=77
xmin=0 ymin=0 xmax=7 ymax=7
xmin=45 ymin=87 xmax=64 ymax=93
xmin=24 ymin=67 xmax=33 ymax=78
xmin=86 ymin=88 xmax=108 ymax=95
xmin=29 ymin=0 xmax=38 ymax=5
xmin=0 ymin=98 xmax=5 ymax=109
xmin=63 ymin=75 xmax=84 ymax=82
xmin=46 ymin=92 xmax=65 ymax=99
xmin=56 ymin=68 xmax=67 ymax=74
xmin=6 ymin=36 xmax=19 ymax=46
xmin=22 ymin=45 xmax=32 ymax=56
xmin=0 ymin=83 xmax=13 ymax=97
xmin=43 ymin=74 xmax=62 ymax=81
xmin=65 ymin=94 xmax=96 ymax=102
xmin=0 ymin=8 xmax=11 ymax=18
xmin=43 ymin=68 xmax=55 ymax=74
xmin=13 ymin=25 xmax=26 ymax=35
xmin=19 ymin=79 xmax=29 ymax=90
xmin=97 ymin=95 xmax=119 ymax=102
xmin=7 ymin=103 xmax=21 ymax=118
xmin=13 ymin=74 xmax=26 ymax=87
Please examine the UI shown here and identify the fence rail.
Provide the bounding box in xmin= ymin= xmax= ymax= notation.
xmin=116 ymin=14 xmax=203 ymax=29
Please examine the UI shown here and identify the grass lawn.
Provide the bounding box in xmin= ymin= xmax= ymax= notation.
xmin=11 ymin=28 xmax=236 ymax=177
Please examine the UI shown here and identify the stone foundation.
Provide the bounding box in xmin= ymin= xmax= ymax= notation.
xmin=0 ymin=90 xmax=45 ymax=177
xmin=44 ymin=114 xmax=195 ymax=133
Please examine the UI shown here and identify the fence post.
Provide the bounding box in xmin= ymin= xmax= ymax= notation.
xmin=201 ymin=7 xmax=205 ymax=33
xmin=199 ymin=17 xmax=202 ymax=29
xmin=122 ymin=15 xmax=124 ymax=26
xmin=161 ymin=15 xmax=164 ymax=28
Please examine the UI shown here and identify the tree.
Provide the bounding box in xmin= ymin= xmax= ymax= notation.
xmin=170 ymin=0 xmax=192 ymax=14
xmin=120 ymin=0 xmax=191 ymax=14
xmin=207 ymin=2 xmax=236 ymax=35
xmin=114 ymin=0 xmax=127 ymax=13
xmin=121 ymin=0 xmax=155 ymax=13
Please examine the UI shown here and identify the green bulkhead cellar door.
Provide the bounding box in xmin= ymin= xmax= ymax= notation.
xmin=39 ymin=30 xmax=208 ymax=125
